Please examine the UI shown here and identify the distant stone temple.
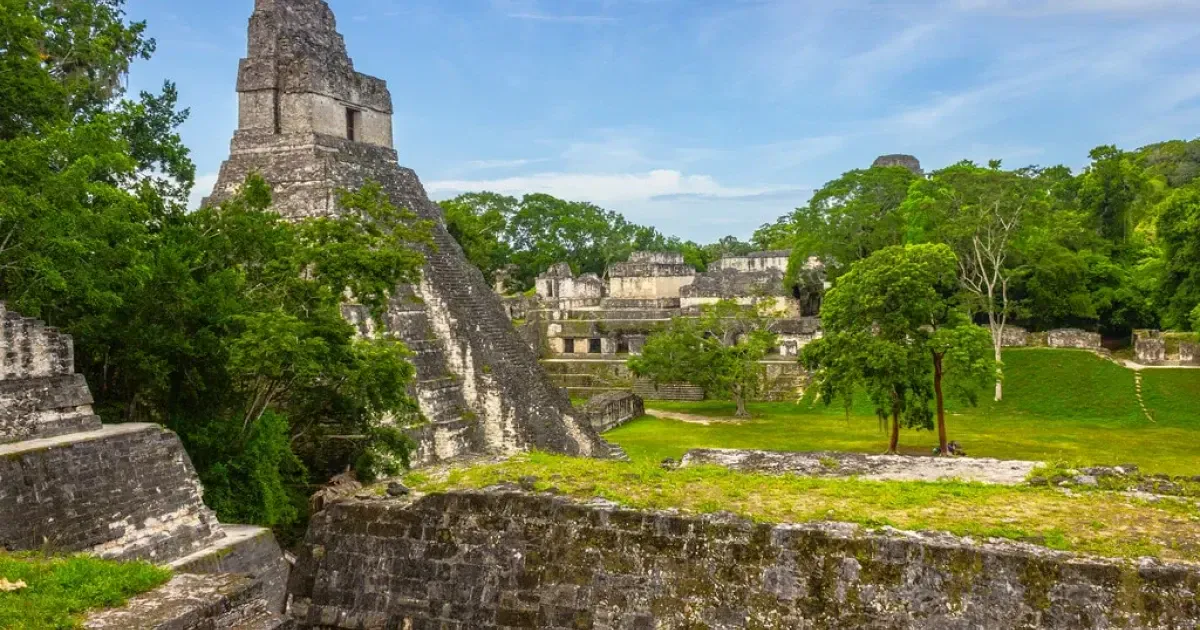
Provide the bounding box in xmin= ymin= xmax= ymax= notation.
xmin=509 ymin=251 xmax=826 ymax=401
xmin=206 ymin=0 xmax=618 ymax=464
xmin=872 ymin=153 xmax=923 ymax=175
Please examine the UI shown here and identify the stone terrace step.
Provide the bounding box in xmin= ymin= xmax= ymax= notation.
xmin=84 ymin=573 xmax=275 ymax=629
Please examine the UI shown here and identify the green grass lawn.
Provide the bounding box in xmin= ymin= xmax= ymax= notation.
xmin=0 ymin=553 xmax=171 ymax=629
xmin=604 ymin=349 xmax=1200 ymax=475
xmin=410 ymin=452 xmax=1200 ymax=563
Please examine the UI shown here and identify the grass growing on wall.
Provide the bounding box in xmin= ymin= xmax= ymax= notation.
xmin=408 ymin=452 xmax=1200 ymax=563
xmin=0 ymin=553 xmax=171 ymax=629
xmin=604 ymin=349 xmax=1200 ymax=475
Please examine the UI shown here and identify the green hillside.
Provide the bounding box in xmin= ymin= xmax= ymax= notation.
xmin=604 ymin=349 xmax=1200 ymax=475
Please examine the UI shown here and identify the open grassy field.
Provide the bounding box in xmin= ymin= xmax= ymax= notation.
xmin=604 ymin=349 xmax=1200 ymax=475
xmin=406 ymin=348 xmax=1200 ymax=564
xmin=409 ymin=452 xmax=1200 ymax=562
xmin=0 ymin=553 xmax=171 ymax=629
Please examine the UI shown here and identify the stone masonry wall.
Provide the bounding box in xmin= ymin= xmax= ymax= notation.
xmin=1135 ymin=331 xmax=1200 ymax=366
xmin=290 ymin=490 xmax=1200 ymax=629
xmin=0 ymin=423 xmax=225 ymax=563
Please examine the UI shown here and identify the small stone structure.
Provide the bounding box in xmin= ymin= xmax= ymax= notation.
xmin=206 ymin=0 xmax=618 ymax=465
xmin=534 ymin=263 xmax=604 ymax=301
xmin=681 ymin=449 xmax=1039 ymax=485
xmin=580 ymin=391 xmax=645 ymax=433
xmin=1135 ymin=330 xmax=1200 ymax=366
xmin=0 ymin=303 xmax=290 ymax=623
xmin=1000 ymin=326 xmax=1105 ymax=352
xmin=872 ymin=153 xmax=924 ymax=175
xmin=711 ymin=249 xmax=790 ymax=273
xmin=606 ymin=251 xmax=696 ymax=299
xmin=289 ymin=489 xmax=1200 ymax=628
xmin=1045 ymin=327 xmax=1103 ymax=351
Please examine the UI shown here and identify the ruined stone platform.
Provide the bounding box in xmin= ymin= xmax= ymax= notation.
xmin=681 ymin=448 xmax=1040 ymax=484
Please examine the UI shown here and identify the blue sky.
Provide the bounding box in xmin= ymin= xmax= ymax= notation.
xmin=126 ymin=0 xmax=1200 ymax=242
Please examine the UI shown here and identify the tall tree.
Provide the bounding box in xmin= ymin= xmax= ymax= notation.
xmin=815 ymin=244 xmax=994 ymax=455
xmin=802 ymin=331 xmax=932 ymax=454
xmin=630 ymin=300 xmax=778 ymax=417
xmin=1156 ymin=184 xmax=1200 ymax=330
xmin=1079 ymin=145 xmax=1150 ymax=244
xmin=439 ymin=192 xmax=515 ymax=283
xmin=904 ymin=161 xmax=1045 ymax=401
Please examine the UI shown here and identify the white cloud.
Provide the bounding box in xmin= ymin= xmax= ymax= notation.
xmin=954 ymin=0 xmax=1200 ymax=15
xmin=835 ymin=21 xmax=945 ymax=97
xmin=188 ymin=173 xmax=219 ymax=210
xmin=465 ymin=158 xmax=549 ymax=169
xmin=426 ymin=169 xmax=782 ymax=204
xmin=506 ymin=12 xmax=617 ymax=24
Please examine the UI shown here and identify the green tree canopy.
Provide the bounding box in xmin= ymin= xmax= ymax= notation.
xmin=630 ymin=300 xmax=778 ymax=417
xmin=811 ymin=244 xmax=994 ymax=454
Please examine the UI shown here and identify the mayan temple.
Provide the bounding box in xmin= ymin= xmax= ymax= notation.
xmin=206 ymin=0 xmax=618 ymax=465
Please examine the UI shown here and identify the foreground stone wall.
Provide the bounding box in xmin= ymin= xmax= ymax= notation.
xmin=291 ymin=490 xmax=1200 ymax=629
xmin=0 ymin=423 xmax=225 ymax=563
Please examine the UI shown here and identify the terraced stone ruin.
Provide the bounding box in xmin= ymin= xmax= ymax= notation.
xmin=205 ymin=0 xmax=617 ymax=466
xmin=512 ymin=249 xmax=823 ymax=401
xmin=0 ymin=304 xmax=291 ymax=628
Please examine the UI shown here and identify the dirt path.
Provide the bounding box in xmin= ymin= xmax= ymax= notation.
xmin=646 ymin=410 xmax=746 ymax=426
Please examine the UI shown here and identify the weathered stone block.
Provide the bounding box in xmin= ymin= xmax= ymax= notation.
xmin=581 ymin=392 xmax=645 ymax=433
xmin=0 ymin=424 xmax=224 ymax=563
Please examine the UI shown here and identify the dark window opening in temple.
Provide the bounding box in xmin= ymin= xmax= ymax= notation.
xmin=346 ymin=108 xmax=360 ymax=141
xmin=589 ymin=338 xmax=602 ymax=354
xmin=617 ymin=339 xmax=630 ymax=354
xmin=563 ymin=338 xmax=575 ymax=354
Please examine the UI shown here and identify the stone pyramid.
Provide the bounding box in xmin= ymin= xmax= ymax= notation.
xmin=206 ymin=0 xmax=619 ymax=465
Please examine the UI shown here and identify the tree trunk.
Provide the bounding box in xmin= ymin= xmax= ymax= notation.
xmin=993 ymin=340 xmax=1004 ymax=402
xmin=933 ymin=351 xmax=948 ymax=455
xmin=889 ymin=407 xmax=900 ymax=454
xmin=734 ymin=392 xmax=749 ymax=418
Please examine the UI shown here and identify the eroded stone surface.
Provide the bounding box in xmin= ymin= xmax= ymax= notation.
xmin=0 ymin=424 xmax=225 ymax=563
xmin=289 ymin=489 xmax=1200 ymax=629
xmin=681 ymin=448 xmax=1040 ymax=484
xmin=84 ymin=573 xmax=291 ymax=629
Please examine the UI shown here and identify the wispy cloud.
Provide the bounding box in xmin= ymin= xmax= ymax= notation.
xmin=506 ymin=12 xmax=617 ymax=24
xmin=188 ymin=173 xmax=219 ymax=210
xmin=465 ymin=158 xmax=550 ymax=169
xmin=955 ymin=0 xmax=1200 ymax=15
xmin=427 ymin=169 xmax=786 ymax=204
